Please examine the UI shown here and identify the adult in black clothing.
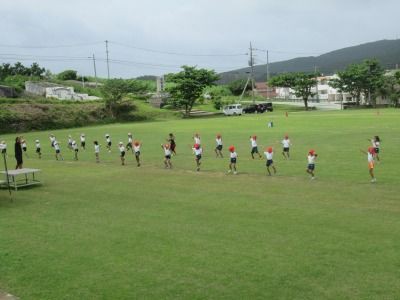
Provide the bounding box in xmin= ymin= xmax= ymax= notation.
xmin=168 ymin=133 xmax=176 ymax=155
xmin=15 ymin=136 xmax=23 ymax=169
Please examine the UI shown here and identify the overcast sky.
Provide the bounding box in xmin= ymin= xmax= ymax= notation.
xmin=1 ymin=0 xmax=399 ymax=78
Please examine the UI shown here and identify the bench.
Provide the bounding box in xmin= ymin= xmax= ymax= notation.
xmin=0 ymin=168 xmax=41 ymax=191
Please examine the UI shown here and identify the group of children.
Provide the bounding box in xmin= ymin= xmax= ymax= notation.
xmin=45 ymin=133 xmax=142 ymax=166
xmin=0 ymin=132 xmax=381 ymax=182
xmin=162 ymin=133 xmax=291 ymax=177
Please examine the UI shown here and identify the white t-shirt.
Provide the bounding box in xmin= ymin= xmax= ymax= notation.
xmin=72 ymin=141 xmax=78 ymax=150
xmin=21 ymin=142 xmax=27 ymax=148
xmin=216 ymin=138 xmax=223 ymax=146
xmin=119 ymin=145 xmax=125 ymax=153
xmin=282 ymin=139 xmax=290 ymax=148
xmin=164 ymin=147 xmax=171 ymax=156
xmin=250 ymin=138 xmax=257 ymax=147
xmin=68 ymin=137 xmax=72 ymax=144
xmin=264 ymin=151 xmax=273 ymax=160
xmin=35 ymin=142 xmax=40 ymax=149
xmin=50 ymin=136 xmax=55 ymax=143
xmin=80 ymin=135 xmax=85 ymax=142
xmin=133 ymin=145 xmax=140 ymax=153
xmin=106 ymin=137 xmax=111 ymax=143
xmin=308 ymin=155 xmax=316 ymax=164
xmin=128 ymin=137 xmax=133 ymax=143
xmin=94 ymin=145 xmax=100 ymax=153
xmin=193 ymin=148 xmax=202 ymax=156
xmin=54 ymin=142 xmax=60 ymax=151
xmin=230 ymin=151 xmax=237 ymax=159
xmin=368 ymin=152 xmax=374 ymax=163
xmin=194 ymin=137 xmax=201 ymax=144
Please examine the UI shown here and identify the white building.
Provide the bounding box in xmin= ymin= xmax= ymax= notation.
xmin=275 ymin=75 xmax=353 ymax=103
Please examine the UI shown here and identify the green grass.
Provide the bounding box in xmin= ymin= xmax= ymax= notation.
xmin=1 ymin=109 xmax=400 ymax=299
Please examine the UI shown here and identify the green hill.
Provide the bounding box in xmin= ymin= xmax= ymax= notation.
xmin=219 ymin=39 xmax=400 ymax=83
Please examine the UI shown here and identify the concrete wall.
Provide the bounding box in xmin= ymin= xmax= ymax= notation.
xmin=25 ymin=81 xmax=58 ymax=96
xmin=0 ymin=85 xmax=17 ymax=98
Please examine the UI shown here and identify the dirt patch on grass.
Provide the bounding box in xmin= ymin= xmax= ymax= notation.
xmin=0 ymin=291 xmax=19 ymax=300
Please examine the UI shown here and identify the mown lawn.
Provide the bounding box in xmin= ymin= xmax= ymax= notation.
xmin=1 ymin=109 xmax=399 ymax=299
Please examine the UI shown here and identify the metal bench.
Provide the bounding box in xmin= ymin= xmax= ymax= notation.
xmin=0 ymin=168 xmax=41 ymax=191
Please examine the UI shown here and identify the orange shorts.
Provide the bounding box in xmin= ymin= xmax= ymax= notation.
xmin=368 ymin=162 xmax=374 ymax=169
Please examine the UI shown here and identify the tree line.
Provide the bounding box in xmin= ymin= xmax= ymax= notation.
xmin=0 ymin=62 xmax=46 ymax=81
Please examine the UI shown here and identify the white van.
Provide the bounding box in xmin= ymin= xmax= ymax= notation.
xmin=223 ymin=104 xmax=243 ymax=116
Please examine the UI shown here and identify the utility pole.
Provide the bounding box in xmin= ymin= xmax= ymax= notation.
xmin=266 ymin=50 xmax=270 ymax=99
xmin=92 ymin=54 xmax=98 ymax=87
xmin=249 ymin=42 xmax=255 ymax=104
xmin=105 ymin=40 xmax=110 ymax=79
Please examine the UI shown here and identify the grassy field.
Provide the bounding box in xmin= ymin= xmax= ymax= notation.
xmin=1 ymin=109 xmax=400 ymax=299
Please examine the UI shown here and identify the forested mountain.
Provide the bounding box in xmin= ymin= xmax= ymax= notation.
xmin=218 ymin=39 xmax=400 ymax=83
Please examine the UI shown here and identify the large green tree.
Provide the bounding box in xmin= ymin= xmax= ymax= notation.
xmin=228 ymin=78 xmax=252 ymax=96
xmin=329 ymin=59 xmax=384 ymax=106
xmin=378 ymin=71 xmax=400 ymax=106
xmin=269 ymin=72 xmax=317 ymax=110
xmin=101 ymin=79 xmax=134 ymax=117
xmin=166 ymin=66 xmax=219 ymax=116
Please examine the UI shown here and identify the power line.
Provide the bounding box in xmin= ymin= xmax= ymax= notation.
xmin=109 ymin=41 xmax=248 ymax=57
xmin=0 ymin=41 xmax=103 ymax=49
xmin=254 ymin=48 xmax=322 ymax=56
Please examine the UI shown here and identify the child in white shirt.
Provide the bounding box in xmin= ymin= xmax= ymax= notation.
xmin=118 ymin=142 xmax=126 ymax=165
xmin=133 ymin=140 xmax=141 ymax=167
xmin=215 ymin=134 xmax=223 ymax=158
xmin=281 ymin=135 xmax=291 ymax=159
xmin=94 ymin=141 xmax=100 ymax=163
xmin=21 ymin=138 xmax=28 ymax=158
xmin=35 ymin=139 xmax=41 ymax=159
xmin=250 ymin=135 xmax=262 ymax=159
xmin=80 ymin=134 xmax=86 ymax=150
xmin=105 ymin=134 xmax=112 ymax=152
xmin=369 ymin=136 xmax=381 ymax=161
xmin=0 ymin=140 xmax=7 ymax=156
xmin=54 ymin=141 xmax=63 ymax=161
xmin=126 ymin=133 xmax=133 ymax=152
xmin=161 ymin=143 xmax=172 ymax=169
xmin=264 ymin=147 xmax=277 ymax=176
xmin=72 ymin=140 xmax=79 ymax=160
xmin=193 ymin=133 xmax=201 ymax=146
xmin=192 ymin=143 xmax=202 ymax=171
xmin=228 ymin=145 xmax=238 ymax=175
xmin=306 ymin=149 xmax=318 ymax=179
xmin=67 ymin=135 xmax=73 ymax=150
xmin=361 ymin=147 xmax=377 ymax=183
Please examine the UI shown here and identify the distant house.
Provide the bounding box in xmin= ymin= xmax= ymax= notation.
xmin=254 ymin=82 xmax=277 ymax=98
xmin=273 ymin=75 xmax=358 ymax=103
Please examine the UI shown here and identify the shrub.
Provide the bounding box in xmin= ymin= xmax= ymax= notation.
xmin=57 ymin=70 xmax=78 ymax=81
